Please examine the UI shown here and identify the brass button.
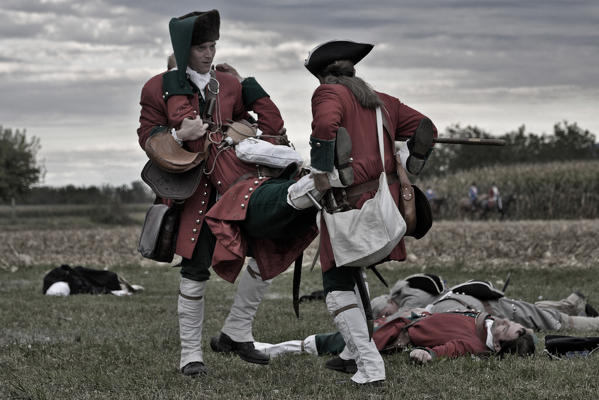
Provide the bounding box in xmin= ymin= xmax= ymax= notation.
xmin=217 ymin=181 xmax=222 ymax=185
xmin=192 ymin=228 xmax=198 ymax=233
xmin=204 ymin=183 xmax=208 ymax=187
xmin=190 ymin=237 xmax=195 ymax=242
xmin=315 ymin=142 xmax=321 ymax=147
xmin=254 ymin=180 xmax=259 ymax=185
xmin=195 ymin=219 xmax=201 ymax=224
xmin=244 ymin=195 xmax=249 ymax=199
xmin=203 ymin=192 xmax=207 ymax=196
xmin=198 ymin=210 xmax=203 ymax=215
xmin=241 ymin=204 xmax=245 ymax=208
xmin=201 ymin=201 xmax=205 ymax=205
xmin=249 ymin=187 xmax=253 ymax=192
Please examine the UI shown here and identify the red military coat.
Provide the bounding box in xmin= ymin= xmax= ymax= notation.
xmin=310 ymin=84 xmax=438 ymax=272
xmin=373 ymin=313 xmax=492 ymax=359
xmin=138 ymin=70 xmax=312 ymax=282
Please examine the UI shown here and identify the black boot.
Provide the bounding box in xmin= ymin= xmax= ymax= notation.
xmin=181 ymin=361 xmax=207 ymax=377
xmin=325 ymin=356 xmax=357 ymax=374
xmin=406 ymin=117 xmax=434 ymax=175
xmin=210 ymin=332 xmax=269 ymax=365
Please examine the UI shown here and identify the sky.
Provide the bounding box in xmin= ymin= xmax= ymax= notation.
xmin=1 ymin=0 xmax=598 ymax=187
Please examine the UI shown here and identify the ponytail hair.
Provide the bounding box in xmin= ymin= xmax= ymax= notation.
xmin=320 ymin=60 xmax=383 ymax=109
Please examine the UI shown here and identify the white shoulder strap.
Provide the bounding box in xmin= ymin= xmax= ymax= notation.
xmin=376 ymin=107 xmax=385 ymax=169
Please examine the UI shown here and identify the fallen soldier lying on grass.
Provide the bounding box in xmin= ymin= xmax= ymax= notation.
xmin=371 ymin=274 xmax=599 ymax=332
xmin=43 ymin=264 xmax=143 ymax=297
xmin=255 ymin=310 xmax=536 ymax=372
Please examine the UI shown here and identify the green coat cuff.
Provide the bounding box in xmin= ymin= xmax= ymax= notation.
xmin=149 ymin=126 xmax=168 ymax=137
xmin=242 ymin=77 xmax=269 ymax=106
xmin=309 ymin=136 xmax=335 ymax=172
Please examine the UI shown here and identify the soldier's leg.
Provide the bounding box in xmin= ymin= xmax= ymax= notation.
xmin=323 ymin=267 xmax=385 ymax=384
xmin=241 ymin=178 xmax=317 ymax=237
xmin=254 ymin=332 xmax=345 ymax=358
xmin=210 ymin=258 xmax=270 ymax=364
xmin=535 ymin=292 xmax=586 ymax=316
xmin=559 ymin=313 xmax=599 ymax=331
xmin=178 ymin=220 xmax=214 ymax=376
xmin=489 ymin=298 xmax=563 ymax=331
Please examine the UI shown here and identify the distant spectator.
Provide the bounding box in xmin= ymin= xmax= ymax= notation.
xmin=468 ymin=182 xmax=478 ymax=209
xmin=489 ymin=182 xmax=502 ymax=211
xmin=425 ymin=187 xmax=436 ymax=200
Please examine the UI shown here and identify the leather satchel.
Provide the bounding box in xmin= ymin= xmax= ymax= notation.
xmin=381 ymin=107 xmax=431 ymax=239
xmin=138 ymin=202 xmax=182 ymax=263
xmin=320 ymin=107 xmax=406 ymax=267
xmin=396 ymin=155 xmax=417 ymax=236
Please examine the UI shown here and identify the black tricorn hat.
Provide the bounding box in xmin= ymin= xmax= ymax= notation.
xmin=304 ymin=40 xmax=374 ymax=77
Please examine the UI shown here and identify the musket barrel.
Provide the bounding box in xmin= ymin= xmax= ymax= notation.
xmin=398 ymin=136 xmax=506 ymax=146
xmin=433 ymin=137 xmax=506 ymax=146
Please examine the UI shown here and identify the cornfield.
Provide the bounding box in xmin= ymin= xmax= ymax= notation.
xmin=417 ymin=160 xmax=599 ymax=219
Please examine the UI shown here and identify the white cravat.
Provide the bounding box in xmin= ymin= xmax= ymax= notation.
xmin=485 ymin=319 xmax=495 ymax=350
xmin=186 ymin=67 xmax=211 ymax=99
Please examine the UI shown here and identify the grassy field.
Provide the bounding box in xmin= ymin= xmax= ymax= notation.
xmin=0 ymin=203 xmax=149 ymax=230
xmin=1 ymin=220 xmax=599 ymax=399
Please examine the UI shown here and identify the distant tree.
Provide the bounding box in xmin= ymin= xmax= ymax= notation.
xmin=545 ymin=121 xmax=597 ymax=161
xmin=0 ymin=126 xmax=44 ymax=202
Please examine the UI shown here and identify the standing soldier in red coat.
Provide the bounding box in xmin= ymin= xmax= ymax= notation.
xmin=137 ymin=10 xmax=310 ymax=377
xmin=304 ymin=40 xmax=437 ymax=384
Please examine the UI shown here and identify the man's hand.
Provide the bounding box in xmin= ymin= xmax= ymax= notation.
xmin=410 ymin=349 xmax=432 ymax=364
xmin=215 ymin=63 xmax=243 ymax=82
xmin=312 ymin=172 xmax=332 ymax=193
xmin=176 ymin=117 xmax=208 ymax=141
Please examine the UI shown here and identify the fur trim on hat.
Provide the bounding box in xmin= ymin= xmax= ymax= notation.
xmin=179 ymin=10 xmax=220 ymax=45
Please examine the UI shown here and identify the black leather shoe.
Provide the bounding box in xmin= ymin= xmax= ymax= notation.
xmin=181 ymin=361 xmax=207 ymax=377
xmin=406 ymin=117 xmax=434 ymax=175
xmin=210 ymin=332 xmax=269 ymax=365
xmin=325 ymin=356 xmax=357 ymax=374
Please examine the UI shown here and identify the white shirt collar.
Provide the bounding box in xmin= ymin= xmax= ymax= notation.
xmin=186 ymin=67 xmax=211 ymax=99
xmin=485 ymin=319 xmax=495 ymax=351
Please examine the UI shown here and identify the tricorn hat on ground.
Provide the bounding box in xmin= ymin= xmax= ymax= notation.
xmin=405 ymin=273 xmax=445 ymax=296
xmin=304 ymin=40 xmax=374 ymax=77
xmin=449 ymin=280 xmax=504 ymax=300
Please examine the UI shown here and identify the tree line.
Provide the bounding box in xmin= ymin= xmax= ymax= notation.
xmin=418 ymin=121 xmax=598 ymax=180
xmin=1 ymin=122 xmax=597 ymax=205
xmin=14 ymin=181 xmax=154 ymax=205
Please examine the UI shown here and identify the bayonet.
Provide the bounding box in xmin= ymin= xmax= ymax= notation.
xmin=292 ymin=254 xmax=303 ymax=318
xmin=353 ymin=268 xmax=374 ymax=340
xmin=368 ymin=265 xmax=388 ymax=288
